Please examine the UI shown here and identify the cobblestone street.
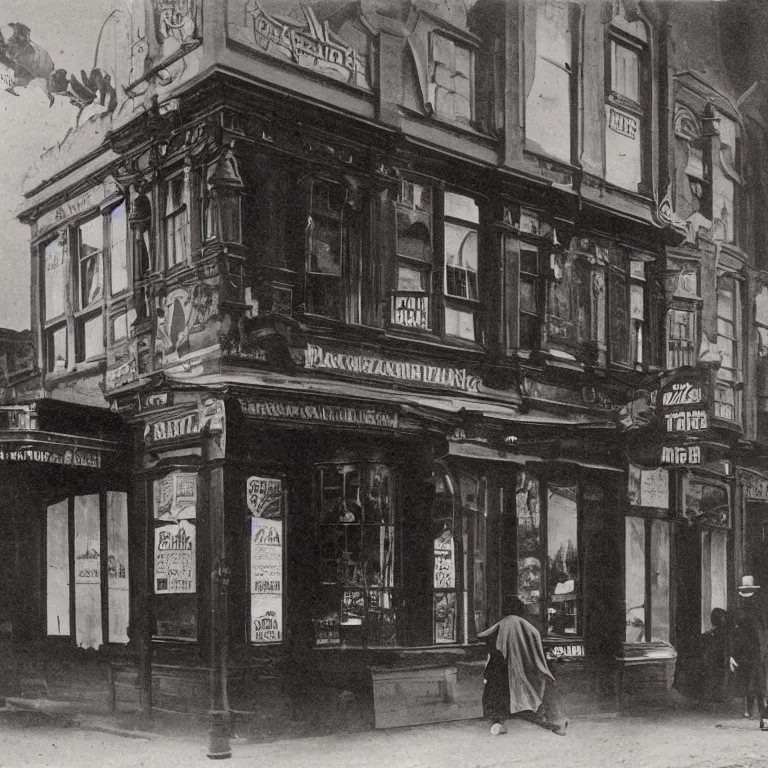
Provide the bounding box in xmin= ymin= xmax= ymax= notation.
xmin=2 ymin=707 xmax=768 ymax=768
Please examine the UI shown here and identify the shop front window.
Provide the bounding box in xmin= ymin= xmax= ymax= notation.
xmin=315 ymin=464 xmax=395 ymax=647
xmin=624 ymin=517 xmax=671 ymax=643
xmin=715 ymin=274 xmax=741 ymax=422
xmin=546 ymin=484 xmax=579 ymax=636
xmin=516 ymin=471 xmax=542 ymax=619
xmin=46 ymin=492 xmax=129 ymax=647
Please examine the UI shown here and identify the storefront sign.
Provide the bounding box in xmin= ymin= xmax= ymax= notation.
xmin=239 ymin=397 xmax=400 ymax=429
xmin=522 ymin=378 xmax=616 ymax=411
xmin=661 ymin=380 xmax=703 ymax=408
xmin=0 ymin=443 xmax=102 ymax=467
xmin=37 ymin=180 xmax=117 ymax=234
xmin=664 ymin=408 xmax=708 ymax=433
xmin=106 ymin=357 xmax=138 ymax=390
xmin=144 ymin=396 xmax=224 ymax=445
xmin=608 ymin=108 xmax=638 ymax=139
xmin=545 ymin=643 xmax=585 ymax=661
xmin=250 ymin=517 xmax=283 ymax=644
xmin=154 ymin=520 xmax=196 ymax=594
xmin=305 ymin=344 xmax=480 ymax=393
xmin=247 ymin=476 xmax=283 ymax=518
xmin=661 ymin=445 xmax=701 ymax=466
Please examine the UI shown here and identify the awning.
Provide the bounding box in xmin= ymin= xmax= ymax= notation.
xmin=164 ymin=370 xmax=617 ymax=430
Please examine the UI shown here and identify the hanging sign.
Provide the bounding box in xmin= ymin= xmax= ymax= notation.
xmin=661 ymin=445 xmax=701 ymax=466
xmin=154 ymin=520 xmax=196 ymax=594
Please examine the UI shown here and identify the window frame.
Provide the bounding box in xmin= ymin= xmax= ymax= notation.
xmin=163 ymin=174 xmax=189 ymax=270
xmin=515 ymin=470 xmax=585 ymax=640
xmin=604 ymin=14 xmax=650 ymax=191
xmin=606 ymin=251 xmax=646 ymax=369
xmin=45 ymin=492 xmax=130 ymax=647
xmin=624 ymin=515 xmax=672 ymax=644
xmin=303 ymin=178 xmax=361 ymax=324
xmin=714 ymin=272 xmax=742 ymax=423
xmin=666 ymin=304 xmax=700 ymax=370
xmin=428 ymin=30 xmax=475 ymax=125
xmin=73 ymin=216 xmax=105 ymax=364
xmin=108 ymin=201 xmax=129 ymax=298
xmin=389 ymin=177 xmax=482 ymax=344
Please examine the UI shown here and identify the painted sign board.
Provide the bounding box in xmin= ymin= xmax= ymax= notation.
xmin=239 ymin=396 xmax=400 ymax=429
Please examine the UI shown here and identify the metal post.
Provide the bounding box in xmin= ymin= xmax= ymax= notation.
xmin=207 ymin=441 xmax=231 ymax=760
xmin=207 ymin=558 xmax=231 ymax=759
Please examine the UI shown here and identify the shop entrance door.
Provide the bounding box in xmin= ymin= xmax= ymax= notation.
xmin=744 ymin=502 xmax=768 ymax=593
xmin=674 ymin=524 xmax=702 ymax=688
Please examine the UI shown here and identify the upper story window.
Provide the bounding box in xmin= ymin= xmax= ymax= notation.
xmin=605 ymin=8 xmax=648 ymax=190
xmin=75 ymin=217 xmax=105 ymax=363
xmin=712 ymin=112 xmax=740 ymax=244
xmin=305 ymin=179 xmax=360 ymax=323
xmin=715 ymin=273 xmax=742 ymax=422
xmin=391 ymin=180 xmax=481 ymax=343
xmin=109 ymin=203 xmax=128 ymax=296
xmin=163 ymin=175 xmax=189 ymax=269
xmin=608 ymin=252 xmax=646 ymax=368
xmin=394 ymin=181 xmax=433 ymax=331
xmin=77 ymin=217 xmax=103 ymax=312
xmin=430 ymin=32 xmax=473 ymax=123
xmin=44 ymin=236 xmax=66 ymax=323
xmin=525 ymin=0 xmax=574 ymax=161
xmin=665 ymin=258 xmax=701 ymax=370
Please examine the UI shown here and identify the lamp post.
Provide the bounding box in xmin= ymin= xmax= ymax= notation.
xmin=207 ymin=556 xmax=231 ymax=759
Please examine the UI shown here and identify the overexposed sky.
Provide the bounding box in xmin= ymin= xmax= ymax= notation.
xmin=0 ymin=1 xmax=119 ymax=330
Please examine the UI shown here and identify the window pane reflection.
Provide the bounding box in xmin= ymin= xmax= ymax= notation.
xmin=516 ymin=472 xmax=541 ymax=617
xmin=547 ymin=484 xmax=578 ymax=635
xmin=650 ymin=520 xmax=670 ymax=642
xmin=625 ymin=517 xmax=646 ymax=643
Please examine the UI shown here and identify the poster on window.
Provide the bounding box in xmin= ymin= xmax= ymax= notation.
xmin=250 ymin=517 xmax=283 ymax=643
xmin=628 ymin=463 xmax=669 ymax=509
xmin=434 ymin=592 xmax=456 ymax=644
xmin=155 ymin=520 xmax=196 ymax=593
xmin=433 ymin=529 xmax=456 ymax=589
xmin=154 ymin=472 xmax=197 ymax=521
xmin=247 ymin=476 xmax=283 ymax=518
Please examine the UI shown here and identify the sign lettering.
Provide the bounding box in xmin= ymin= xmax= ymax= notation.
xmin=662 ymin=381 xmax=703 ymax=407
xmin=664 ymin=408 xmax=708 ymax=433
xmin=546 ymin=643 xmax=585 ymax=660
xmin=240 ymin=397 xmax=400 ymax=429
xmin=746 ymin=476 xmax=768 ymax=501
xmin=608 ymin=108 xmax=637 ymax=139
xmin=0 ymin=444 xmax=102 ymax=467
xmin=304 ymin=344 xmax=480 ymax=393
xmin=661 ymin=445 xmax=701 ymax=466
xmin=144 ymin=397 xmax=225 ymax=445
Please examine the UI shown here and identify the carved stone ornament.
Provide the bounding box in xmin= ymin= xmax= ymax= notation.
xmin=674 ymin=103 xmax=701 ymax=142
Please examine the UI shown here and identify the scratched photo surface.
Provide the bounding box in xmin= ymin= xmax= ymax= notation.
xmin=2 ymin=1 xmax=768 ymax=767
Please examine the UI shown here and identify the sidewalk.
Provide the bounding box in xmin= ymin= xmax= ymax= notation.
xmin=44 ymin=704 xmax=768 ymax=768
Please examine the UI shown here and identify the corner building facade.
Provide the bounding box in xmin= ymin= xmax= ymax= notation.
xmin=5 ymin=0 xmax=768 ymax=729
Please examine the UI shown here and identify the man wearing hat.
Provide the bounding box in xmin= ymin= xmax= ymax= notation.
xmin=732 ymin=576 xmax=768 ymax=728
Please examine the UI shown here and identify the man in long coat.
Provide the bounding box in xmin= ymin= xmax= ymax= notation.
xmin=477 ymin=595 xmax=567 ymax=736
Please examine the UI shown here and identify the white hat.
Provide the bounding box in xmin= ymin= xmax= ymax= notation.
xmin=739 ymin=575 xmax=761 ymax=596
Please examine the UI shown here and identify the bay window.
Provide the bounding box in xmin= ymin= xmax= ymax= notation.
xmin=605 ymin=11 xmax=648 ymax=190
xmin=46 ymin=492 xmax=130 ymax=647
xmin=624 ymin=517 xmax=671 ymax=643
xmin=715 ymin=274 xmax=742 ymax=422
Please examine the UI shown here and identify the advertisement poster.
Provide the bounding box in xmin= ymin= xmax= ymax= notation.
xmin=433 ymin=529 xmax=456 ymax=589
xmin=247 ymin=476 xmax=283 ymax=518
xmin=154 ymin=472 xmax=197 ymax=521
xmin=155 ymin=520 xmax=196 ymax=594
xmin=250 ymin=517 xmax=283 ymax=643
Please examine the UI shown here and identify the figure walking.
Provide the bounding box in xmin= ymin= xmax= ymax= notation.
xmin=732 ymin=576 xmax=768 ymax=729
xmin=477 ymin=595 xmax=568 ymax=736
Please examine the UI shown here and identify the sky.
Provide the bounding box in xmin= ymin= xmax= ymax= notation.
xmin=0 ymin=1 xmax=119 ymax=330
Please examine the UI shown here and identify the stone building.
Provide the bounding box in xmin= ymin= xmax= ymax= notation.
xmin=2 ymin=0 xmax=768 ymax=734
